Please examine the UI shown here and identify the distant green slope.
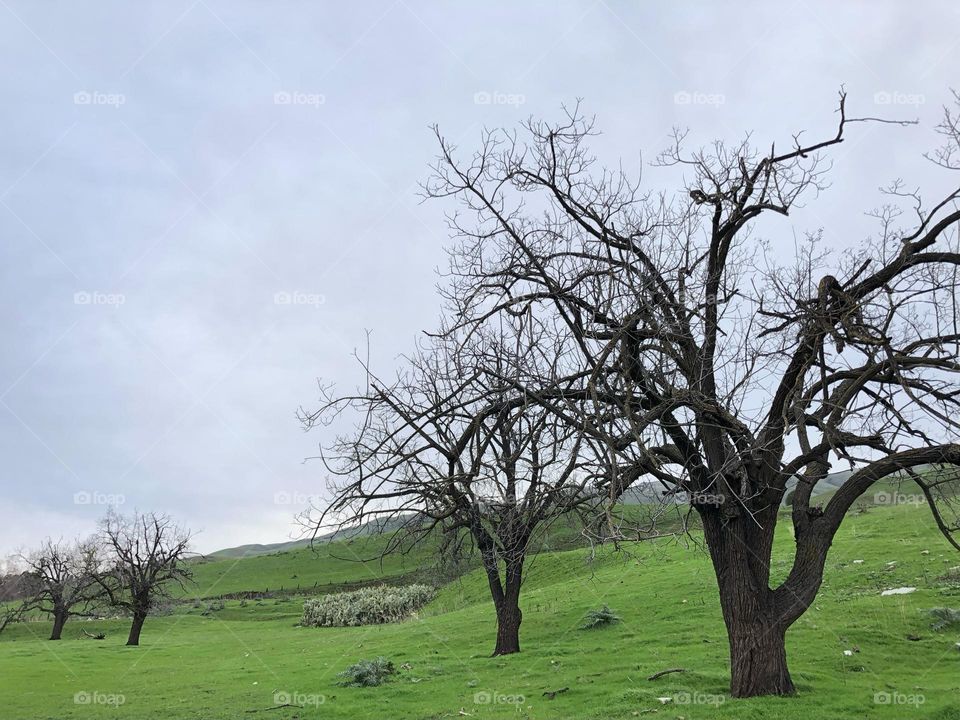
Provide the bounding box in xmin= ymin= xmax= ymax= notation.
xmin=184 ymin=534 xmax=434 ymax=599
xmin=207 ymin=516 xmax=416 ymax=559
xmin=205 ymin=538 xmax=313 ymax=559
xmin=183 ymin=509 xmax=658 ymax=599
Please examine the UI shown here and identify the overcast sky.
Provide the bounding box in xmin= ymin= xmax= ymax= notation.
xmin=1 ymin=1 xmax=957 ymax=556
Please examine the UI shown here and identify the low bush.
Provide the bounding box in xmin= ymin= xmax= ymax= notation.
xmin=337 ymin=657 xmax=396 ymax=687
xmin=928 ymin=607 xmax=960 ymax=631
xmin=201 ymin=599 xmax=225 ymax=616
xmin=579 ymin=605 xmax=621 ymax=629
xmin=301 ymin=584 xmax=434 ymax=627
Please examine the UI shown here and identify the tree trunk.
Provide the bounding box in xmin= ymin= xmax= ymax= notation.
xmin=727 ymin=616 xmax=794 ymax=697
xmin=492 ymin=554 xmax=524 ymax=656
xmin=126 ymin=611 xmax=147 ymax=646
xmin=49 ymin=610 xmax=67 ymax=641
xmin=492 ymin=596 xmax=522 ymax=655
xmin=701 ymin=509 xmax=798 ymax=697
xmin=481 ymin=551 xmax=524 ymax=657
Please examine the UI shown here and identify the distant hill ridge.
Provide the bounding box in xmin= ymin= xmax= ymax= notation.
xmin=215 ymin=466 xmax=936 ymax=558
xmin=207 ymin=515 xmax=411 ymax=559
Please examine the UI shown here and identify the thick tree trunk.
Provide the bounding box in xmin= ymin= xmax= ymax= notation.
xmin=482 ymin=552 xmax=524 ymax=656
xmin=701 ymin=508 xmax=799 ymax=697
xmin=49 ymin=610 xmax=67 ymax=641
xmin=126 ymin=611 xmax=147 ymax=646
xmin=492 ymin=596 xmax=522 ymax=656
xmin=727 ymin=617 xmax=794 ymax=697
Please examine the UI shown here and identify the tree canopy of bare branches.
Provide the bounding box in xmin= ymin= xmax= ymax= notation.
xmin=420 ymin=90 xmax=960 ymax=696
xmin=303 ymin=316 xmax=607 ymax=655
xmin=97 ymin=510 xmax=193 ymax=646
xmin=17 ymin=538 xmax=102 ymax=640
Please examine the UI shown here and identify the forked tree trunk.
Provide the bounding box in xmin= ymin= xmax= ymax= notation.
xmin=49 ymin=609 xmax=67 ymax=641
xmin=126 ymin=610 xmax=147 ymax=646
xmin=702 ymin=509 xmax=800 ymax=697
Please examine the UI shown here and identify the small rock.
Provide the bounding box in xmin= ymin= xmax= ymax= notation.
xmin=880 ymin=587 xmax=916 ymax=596
xmin=852 ymin=559 xmax=864 ymax=564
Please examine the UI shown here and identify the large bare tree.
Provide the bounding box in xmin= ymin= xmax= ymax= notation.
xmin=97 ymin=510 xmax=193 ymax=646
xmin=304 ymin=319 xmax=603 ymax=655
xmin=423 ymin=91 xmax=960 ymax=696
xmin=18 ymin=538 xmax=102 ymax=640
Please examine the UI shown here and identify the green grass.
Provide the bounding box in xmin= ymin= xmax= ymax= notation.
xmin=1 ymin=502 xmax=959 ymax=719
xmin=183 ymin=534 xmax=434 ymax=599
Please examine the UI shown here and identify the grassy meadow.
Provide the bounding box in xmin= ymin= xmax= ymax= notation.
xmin=1 ymin=500 xmax=958 ymax=719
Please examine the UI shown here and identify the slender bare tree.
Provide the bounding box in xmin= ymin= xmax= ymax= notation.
xmin=0 ymin=575 xmax=29 ymax=635
xmin=303 ymin=319 xmax=604 ymax=655
xmin=17 ymin=538 xmax=102 ymax=640
xmin=424 ymin=90 xmax=960 ymax=696
xmin=97 ymin=510 xmax=193 ymax=646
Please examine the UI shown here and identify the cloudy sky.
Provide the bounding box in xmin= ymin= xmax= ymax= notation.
xmin=1 ymin=1 xmax=957 ymax=556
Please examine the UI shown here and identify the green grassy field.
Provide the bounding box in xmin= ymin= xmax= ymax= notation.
xmin=1 ymin=502 xmax=958 ymax=720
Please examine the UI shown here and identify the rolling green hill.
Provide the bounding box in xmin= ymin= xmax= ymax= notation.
xmin=1 ymin=501 xmax=958 ymax=719
xmin=185 ymin=533 xmax=434 ymax=598
xmin=206 ymin=516 xmax=418 ymax=559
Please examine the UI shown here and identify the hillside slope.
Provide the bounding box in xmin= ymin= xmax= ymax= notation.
xmin=1 ymin=503 xmax=958 ymax=719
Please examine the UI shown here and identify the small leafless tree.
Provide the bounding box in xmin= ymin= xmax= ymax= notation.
xmin=17 ymin=538 xmax=102 ymax=640
xmin=0 ymin=574 xmax=29 ymax=635
xmin=424 ymin=90 xmax=960 ymax=696
xmin=303 ymin=319 xmax=604 ymax=655
xmin=97 ymin=510 xmax=193 ymax=646
xmin=0 ymin=604 xmax=25 ymax=635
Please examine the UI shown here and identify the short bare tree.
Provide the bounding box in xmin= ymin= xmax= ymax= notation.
xmin=18 ymin=538 xmax=102 ymax=640
xmin=0 ymin=574 xmax=29 ymax=635
xmin=304 ymin=320 xmax=603 ymax=655
xmin=0 ymin=604 xmax=25 ymax=635
xmin=424 ymin=91 xmax=960 ymax=696
xmin=97 ymin=510 xmax=193 ymax=646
